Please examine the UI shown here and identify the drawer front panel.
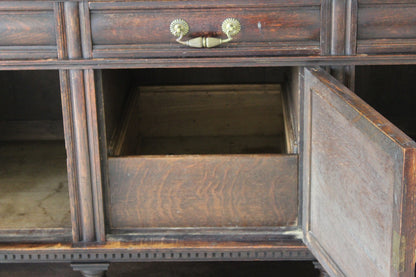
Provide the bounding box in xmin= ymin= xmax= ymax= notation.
xmin=90 ymin=1 xmax=321 ymax=58
xmin=357 ymin=1 xmax=416 ymax=54
xmin=0 ymin=2 xmax=57 ymax=59
xmin=107 ymin=155 xmax=298 ymax=229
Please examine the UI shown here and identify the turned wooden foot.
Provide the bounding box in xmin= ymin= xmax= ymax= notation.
xmin=313 ymin=261 xmax=330 ymax=277
xmin=71 ymin=263 xmax=110 ymax=277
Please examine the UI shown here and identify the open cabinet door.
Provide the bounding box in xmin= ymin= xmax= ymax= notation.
xmin=300 ymin=67 xmax=416 ymax=276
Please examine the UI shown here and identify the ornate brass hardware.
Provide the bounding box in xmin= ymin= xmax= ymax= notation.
xmin=170 ymin=18 xmax=241 ymax=48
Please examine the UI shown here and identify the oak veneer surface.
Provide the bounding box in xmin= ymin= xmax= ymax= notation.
xmin=0 ymin=141 xmax=71 ymax=229
xmin=108 ymin=155 xmax=297 ymax=228
xmin=303 ymin=67 xmax=416 ymax=276
xmin=90 ymin=0 xmax=321 ymax=58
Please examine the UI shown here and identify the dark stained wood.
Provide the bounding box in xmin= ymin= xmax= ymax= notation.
xmin=84 ymin=69 xmax=106 ymax=242
xmin=80 ymin=1 xmax=93 ymax=59
xmin=54 ymin=2 xmax=67 ymax=60
xmin=0 ymin=12 xmax=55 ymax=47
xmin=88 ymin=0 xmax=321 ymax=10
xmin=319 ymin=0 xmax=331 ymax=55
xmin=63 ymin=2 xmax=105 ymax=244
xmin=0 ymin=2 xmax=57 ymax=60
xmin=0 ymin=240 xmax=312 ymax=263
xmin=64 ymin=2 xmax=82 ymax=60
xmin=357 ymin=2 xmax=416 ymax=54
xmin=301 ymin=67 xmax=416 ymax=276
xmin=68 ymin=69 xmax=96 ymax=242
xmin=98 ymin=69 xmax=132 ymax=152
xmin=107 ymin=155 xmax=298 ymax=228
xmin=358 ymin=3 xmax=416 ymax=40
xmin=64 ymin=1 xmax=96 ymax=242
xmin=3 ymin=55 xmax=416 ymax=70
xmin=59 ymin=69 xmax=81 ymax=243
xmin=1 ymin=0 xmax=416 ymax=274
xmin=329 ymin=0 xmax=347 ymax=83
xmin=90 ymin=2 xmax=321 ymax=58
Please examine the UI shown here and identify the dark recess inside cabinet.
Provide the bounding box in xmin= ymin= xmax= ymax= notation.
xmin=355 ymin=65 xmax=416 ymax=141
xmin=99 ymin=67 xmax=295 ymax=157
xmin=0 ymin=70 xmax=71 ymax=241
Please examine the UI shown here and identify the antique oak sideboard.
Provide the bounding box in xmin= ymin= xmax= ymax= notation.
xmin=0 ymin=1 xmax=416 ymax=276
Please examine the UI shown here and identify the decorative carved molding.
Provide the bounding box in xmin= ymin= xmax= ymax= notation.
xmin=0 ymin=249 xmax=314 ymax=263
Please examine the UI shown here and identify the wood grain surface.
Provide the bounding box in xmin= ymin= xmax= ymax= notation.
xmin=302 ymin=67 xmax=416 ymax=277
xmin=0 ymin=2 xmax=57 ymax=60
xmin=108 ymin=154 xmax=298 ymax=228
xmin=90 ymin=1 xmax=320 ymax=58
xmin=108 ymin=84 xmax=286 ymax=156
xmin=357 ymin=2 xmax=416 ymax=54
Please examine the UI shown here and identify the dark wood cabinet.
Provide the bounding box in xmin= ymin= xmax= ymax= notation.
xmin=0 ymin=1 xmax=416 ymax=276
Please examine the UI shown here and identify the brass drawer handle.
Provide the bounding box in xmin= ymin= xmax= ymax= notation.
xmin=170 ymin=18 xmax=241 ymax=48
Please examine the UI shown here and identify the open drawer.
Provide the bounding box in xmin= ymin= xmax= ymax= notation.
xmin=96 ymin=66 xmax=416 ymax=276
xmin=97 ymin=67 xmax=299 ymax=230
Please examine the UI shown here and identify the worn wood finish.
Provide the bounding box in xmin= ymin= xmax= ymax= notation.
xmin=84 ymin=69 xmax=106 ymax=243
xmin=3 ymin=55 xmax=416 ymax=70
xmin=63 ymin=2 xmax=106 ymax=244
xmin=107 ymin=84 xmax=286 ymax=156
xmin=0 ymin=2 xmax=57 ymax=60
xmin=357 ymin=2 xmax=416 ymax=54
xmin=89 ymin=1 xmax=321 ymax=58
xmin=108 ymin=155 xmax=297 ymax=229
xmin=301 ymin=67 xmax=416 ymax=276
xmin=0 ymin=239 xmax=312 ymax=263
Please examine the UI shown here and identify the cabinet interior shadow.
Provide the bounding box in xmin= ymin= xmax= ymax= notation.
xmin=0 ymin=71 xmax=71 ymax=231
xmin=355 ymin=65 xmax=416 ymax=140
xmin=100 ymin=67 xmax=291 ymax=156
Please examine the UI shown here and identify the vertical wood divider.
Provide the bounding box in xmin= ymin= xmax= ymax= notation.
xmin=58 ymin=1 xmax=106 ymax=243
xmin=345 ymin=0 xmax=358 ymax=90
xmin=55 ymin=2 xmax=81 ymax=243
xmin=329 ymin=0 xmax=357 ymax=89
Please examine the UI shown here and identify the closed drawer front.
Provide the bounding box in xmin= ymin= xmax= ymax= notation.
xmin=89 ymin=0 xmax=321 ymax=58
xmin=357 ymin=0 xmax=416 ymax=54
xmin=0 ymin=2 xmax=57 ymax=60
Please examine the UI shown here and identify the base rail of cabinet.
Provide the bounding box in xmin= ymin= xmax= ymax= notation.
xmin=0 ymin=240 xmax=314 ymax=263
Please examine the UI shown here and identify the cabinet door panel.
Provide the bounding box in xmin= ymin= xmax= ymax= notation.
xmin=301 ymin=67 xmax=416 ymax=276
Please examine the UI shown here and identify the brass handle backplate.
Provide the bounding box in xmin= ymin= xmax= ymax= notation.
xmin=170 ymin=18 xmax=241 ymax=48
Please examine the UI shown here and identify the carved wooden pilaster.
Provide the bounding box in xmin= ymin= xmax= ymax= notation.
xmin=59 ymin=2 xmax=105 ymax=245
xmin=329 ymin=0 xmax=357 ymax=89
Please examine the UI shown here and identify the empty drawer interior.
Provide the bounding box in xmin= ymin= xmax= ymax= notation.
xmin=101 ymin=67 xmax=297 ymax=157
xmin=0 ymin=71 xmax=71 ymax=234
xmin=97 ymin=67 xmax=299 ymax=230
